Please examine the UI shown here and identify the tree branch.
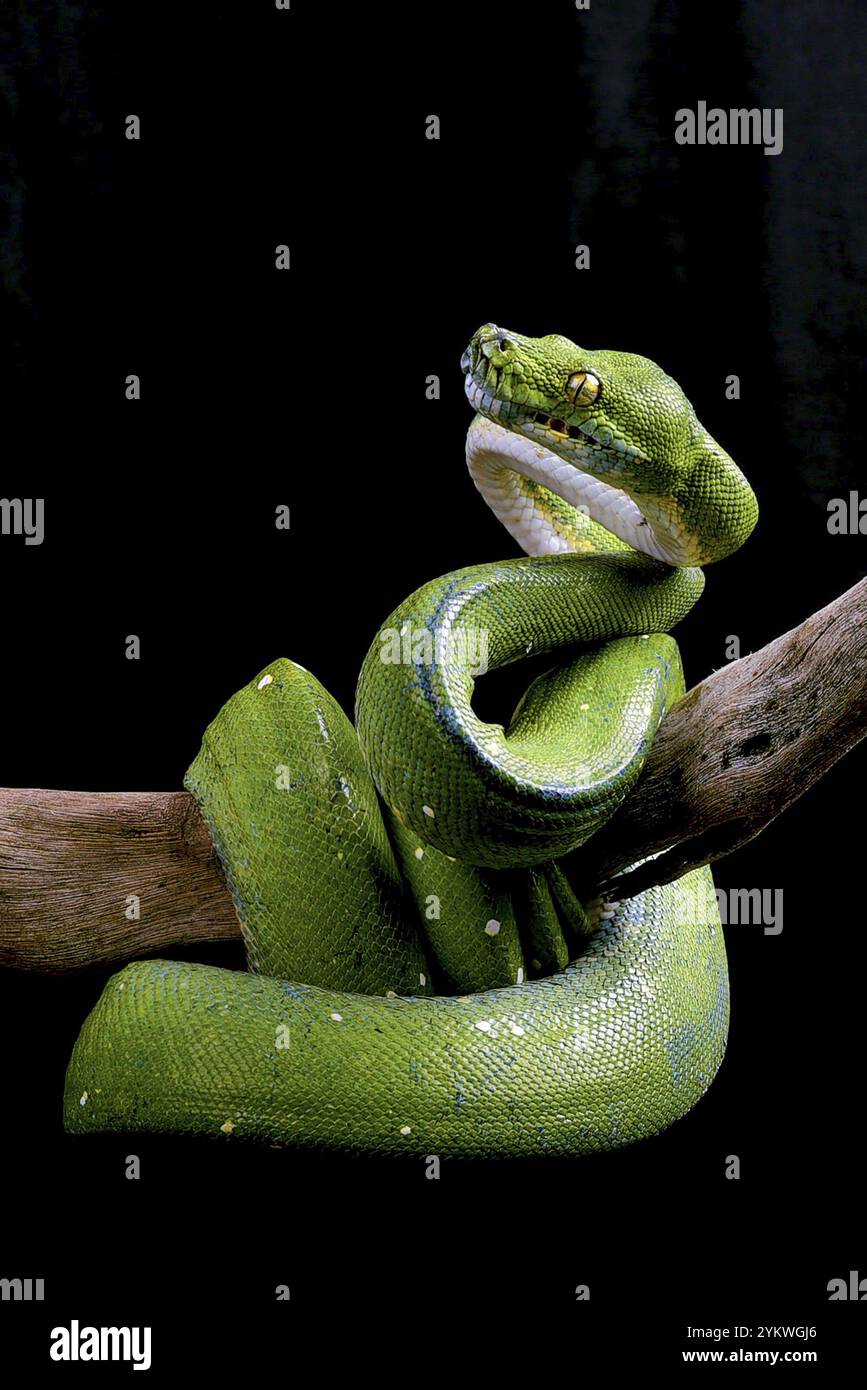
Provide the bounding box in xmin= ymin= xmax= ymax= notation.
xmin=0 ymin=789 xmax=240 ymax=972
xmin=1 ymin=577 xmax=865 ymax=971
xmin=580 ymin=575 xmax=867 ymax=900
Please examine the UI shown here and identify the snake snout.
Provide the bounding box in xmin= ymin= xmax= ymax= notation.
xmin=462 ymin=323 xmax=513 ymax=379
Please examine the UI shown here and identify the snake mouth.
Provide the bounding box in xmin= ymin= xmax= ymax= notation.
xmin=463 ymin=372 xmax=689 ymax=565
xmin=462 ymin=368 xmax=589 ymax=441
xmin=463 ymin=367 xmax=645 ymax=461
xmin=465 ymin=378 xmax=589 ymax=441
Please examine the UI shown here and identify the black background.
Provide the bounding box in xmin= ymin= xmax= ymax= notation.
xmin=2 ymin=0 xmax=865 ymax=1371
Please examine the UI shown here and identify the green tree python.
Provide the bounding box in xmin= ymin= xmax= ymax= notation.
xmin=64 ymin=325 xmax=758 ymax=1156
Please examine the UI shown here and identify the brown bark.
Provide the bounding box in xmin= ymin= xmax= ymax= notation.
xmin=581 ymin=575 xmax=867 ymax=900
xmin=1 ymin=577 xmax=865 ymax=970
xmin=0 ymin=788 xmax=240 ymax=972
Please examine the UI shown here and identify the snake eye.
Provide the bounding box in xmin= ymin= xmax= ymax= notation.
xmin=497 ymin=336 xmax=510 ymax=352
xmin=566 ymin=370 xmax=601 ymax=407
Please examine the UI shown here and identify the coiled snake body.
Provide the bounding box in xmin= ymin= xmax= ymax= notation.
xmin=64 ymin=326 xmax=758 ymax=1156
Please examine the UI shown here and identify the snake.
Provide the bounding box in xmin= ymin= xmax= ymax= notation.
xmin=63 ymin=325 xmax=758 ymax=1156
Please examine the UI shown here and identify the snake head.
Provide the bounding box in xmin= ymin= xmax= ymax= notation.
xmin=461 ymin=324 xmax=758 ymax=566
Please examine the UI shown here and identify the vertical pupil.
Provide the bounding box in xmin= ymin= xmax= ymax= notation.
xmin=570 ymin=372 xmax=598 ymax=402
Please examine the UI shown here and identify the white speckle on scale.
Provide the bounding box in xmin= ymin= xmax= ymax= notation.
xmin=422 ymin=804 xmax=435 ymax=818
xmin=580 ymin=702 xmax=589 ymax=711
xmin=329 ymin=1012 xmax=343 ymax=1022
xmin=257 ymin=674 xmax=273 ymax=690
xmin=419 ymin=974 xmax=426 ymax=986
xmin=220 ymin=1119 xmax=235 ymax=1134
xmin=509 ymin=1022 xmax=525 ymax=1036
xmin=475 ymin=1020 xmax=493 ymax=1033
xmin=386 ymin=991 xmax=398 ymax=999
xmin=484 ymin=920 xmax=501 ymax=936
xmin=516 ymin=968 xmax=524 ymax=984
xmin=399 ymin=1125 xmax=412 ymax=1135
xmin=414 ymin=846 xmax=424 ymax=860
xmin=79 ymin=1091 xmax=88 ymax=1106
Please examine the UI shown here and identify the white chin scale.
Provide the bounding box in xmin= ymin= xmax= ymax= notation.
xmin=465 ymin=411 xmax=681 ymax=565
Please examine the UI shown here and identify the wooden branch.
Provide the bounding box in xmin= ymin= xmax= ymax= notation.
xmin=1 ymin=577 xmax=865 ymax=971
xmin=0 ymin=789 xmax=240 ymax=972
xmin=581 ymin=575 xmax=867 ymax=900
